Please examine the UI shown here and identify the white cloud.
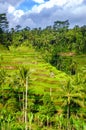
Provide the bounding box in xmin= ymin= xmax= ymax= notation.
xmin=31 ymin=0 xmax=84 ymax=13
xmin=65 ymin=0 xmax=84 ymax=7
xmin=24 ymin=0 xmax=85 ymax=28
xmin=0 ymin=0 xmax=86 ymax=29
xmin=7 ymin=4 xmax=25 ymax=24
xmin=13 ymin=10 xmax=24 ymax=18
xmin=8 ymin=5 xmax=15 ymax=14
xmin=31 ymin=0 xmax=68 ymax=13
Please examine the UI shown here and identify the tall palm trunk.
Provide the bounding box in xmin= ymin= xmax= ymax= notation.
xmin=25 ymin=76 xmax=28 ymax=130
xmin=67 ymin=102 xmax=70 ymax=130
xmin=23 ymin=91 xmax=25 ymax=123
xmin=19 ymin=66 xmax=30 ymax=130
xmin=67 ymin=103 xmax=70 ymax=119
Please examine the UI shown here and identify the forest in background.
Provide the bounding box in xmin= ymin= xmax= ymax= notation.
xmin=0 ymin=13 xmax=86 ymax=130
xmin=0 ymin=14 xmax=86 ymax=74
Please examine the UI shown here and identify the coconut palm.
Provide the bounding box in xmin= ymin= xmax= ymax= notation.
xmin=18 ymin=66 xmax=31 ymax=130
xmin=56 ymin=80 xmax=85 ymax=129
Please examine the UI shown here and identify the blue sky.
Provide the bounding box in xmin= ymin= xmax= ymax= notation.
xmin=17 ymin=0 xmax=50 ymax=11
xmin=17 ymin=0 xmax=38 ymax=11
xmin=0 ymin=0 xmax=86 ymax=29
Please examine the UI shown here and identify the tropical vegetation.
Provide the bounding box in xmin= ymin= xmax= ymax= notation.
xmin=0 ymin=13 xmax=86 ymax=130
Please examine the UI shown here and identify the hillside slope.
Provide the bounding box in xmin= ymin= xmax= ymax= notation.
xmin=0 ymin=45 xmax=86 ymax=130
xmin=0 ymin=45 xmax=70 ymax=95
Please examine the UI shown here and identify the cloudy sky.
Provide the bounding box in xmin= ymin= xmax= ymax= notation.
xmin=0 ymin=0 xmax=86 ymax=28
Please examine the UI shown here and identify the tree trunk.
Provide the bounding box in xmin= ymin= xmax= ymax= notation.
xmin=47 ymin=115 xmax=49 ymax=127
xmin=67 ymin=103 xmax=70 ymax=130
xmin=23 ymin=91 xmax=25 ymax=123
xmin=25 ymin=76 xmax=28 ymax=130
xmin=67 ymin=103 xmax=70 ymax=119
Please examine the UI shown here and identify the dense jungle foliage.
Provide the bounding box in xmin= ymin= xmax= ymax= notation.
xmin=0 ymin=13 xmax=86 ymax=130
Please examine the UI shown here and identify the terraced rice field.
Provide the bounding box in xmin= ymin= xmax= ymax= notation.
xmin=0 ymin=45 xmax=69 ymax=99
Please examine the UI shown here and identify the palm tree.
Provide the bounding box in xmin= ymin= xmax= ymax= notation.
xmin=18 ymin=66 xmax=30 ymax=130
xmin=56 ymin=80 xmax=84 ymax=129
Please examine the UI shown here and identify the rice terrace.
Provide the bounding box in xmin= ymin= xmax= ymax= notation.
xmin=0 ymin=13 xmax=86 ymax=130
